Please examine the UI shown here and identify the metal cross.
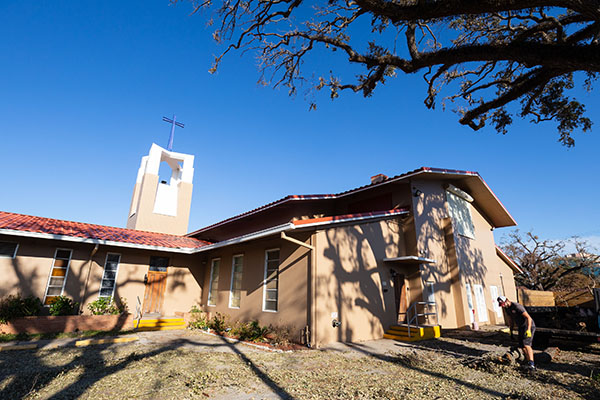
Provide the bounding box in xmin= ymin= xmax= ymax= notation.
xmin=162 ymin=115 xmax=185 ymax=151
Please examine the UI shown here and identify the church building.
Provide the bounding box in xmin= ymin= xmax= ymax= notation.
xmin=0 ymin=142 xmax=521 ymax=347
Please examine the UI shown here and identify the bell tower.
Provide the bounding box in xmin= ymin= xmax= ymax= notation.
xmin=126 ymin=143 xmax=194 ymax=235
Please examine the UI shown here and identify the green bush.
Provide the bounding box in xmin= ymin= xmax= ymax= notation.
xmin=87 ymin=297 xmax=128 ymax=315
xmin=188 ymin=305 xmax=209 ymax=330
xmin=230 ymin=320 xmax=268 ymax=342
xmin=48 ymin=296 xmax=78 ymax=316
xmin=0 ymin=294 xmax=42 ymax=324
xmin=208 ymin=312 xmax=228 ymax=334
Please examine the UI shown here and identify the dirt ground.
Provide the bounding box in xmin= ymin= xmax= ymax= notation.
xmin=0 ymin=328 xmax=598 ymax=399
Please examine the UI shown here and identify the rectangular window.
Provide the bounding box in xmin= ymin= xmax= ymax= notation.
xmin=44 ymin=249 xmax=72 ymax=305
xmin=263 ymin=249 xmax=280 ymax=312
xmin=446 ymin=190 xmax=475 ymax=239
xmin=99 ymin=253 xmax=120 ymax=298
xmin=229 ymin=255 xmax=243 ymax=308
xmin=207 ymin=258 xmax=220 ymax=306
xmin=490 ymin=285 xmax=502 ymax=318
xmin=473 ymin=284 xmax=488 ymax=322
xmin=0 ymin=241 xmax=18 ymax=258
xmin=149 ymin=256 xmax=169 ymax=271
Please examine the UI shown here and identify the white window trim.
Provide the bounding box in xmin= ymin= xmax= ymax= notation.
xmin=490 ymin=285 xmax=502 ymax=318
xmin=0 ymin=241 xmax=19 ymax=258
xmin=228 ymin=254 xmax=243 ymax=309
xmin=446 ymin=190 xmax=475 ymax=240
xmin=262 ymin=248 xmax=280 ymax=313
xmin=99 ymin=253 xmax=121 ymax=299
xmin=465 ymin=283 xmax=475 ymax=324
xmin=207 ymin=258 xmax=220 ymax=307
xmin=425 ymin=281 xmax=436 ymax=304
xmin=43 ymin=248 xmax=73 ymax=305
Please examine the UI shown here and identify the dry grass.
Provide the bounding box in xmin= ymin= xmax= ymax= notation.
xmin=0 ymin=330 xmax=599 ymax=399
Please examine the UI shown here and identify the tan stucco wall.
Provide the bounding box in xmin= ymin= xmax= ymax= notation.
xmin=410 ymin=179 xmax=517 ymax=329
xmin=0 ymin=235 xmax=203 ymax=317
xmin=198 ymin=235 xmax=310 ymax=343
xmin=127 ymin=174 xmax=193 ymax=235
xmin=313 ymin=218 xmax=406 ymax=347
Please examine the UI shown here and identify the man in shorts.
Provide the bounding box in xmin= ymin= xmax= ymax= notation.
xmin=498 ymin=296 xmax=536 ymax=370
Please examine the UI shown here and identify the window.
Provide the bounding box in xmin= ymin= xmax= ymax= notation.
xmin=229 ymin=255 xmax=243 ymax=308
xmin=425 ymin=281 xmax=436 ymax=304
xmin=465 ymin=283 xmax=475 ymax=324
xmin=149 ymin=256 xmax=169 ymax=271
xmin=446 ymin=190 xmax=475 ymax=239
xmin=263 ymin=249 xmax=280 ymax=312
xmin=0 ymin=241 xmax=18 ymax=258
xmin=207 ymin=258 xmax=220 ymax=306
xmin=44 ymin=249 xmax=72 ymax=305
xmin=99 ymin=253 xmax=120 ymax=298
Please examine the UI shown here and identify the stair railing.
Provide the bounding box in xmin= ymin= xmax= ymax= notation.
xmin=134 ymin=296 xmax=143 ymax=330
xmin=405 ymin=301 xmax=439 ymax=338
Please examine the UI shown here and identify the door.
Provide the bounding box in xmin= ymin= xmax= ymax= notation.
xmin=393 ymin=273 xmax=408 ymax=323
xmin=142 ymin=256 xmax=169 ymax=315
xmin=473 ymin=284 xmax=488 ymax=322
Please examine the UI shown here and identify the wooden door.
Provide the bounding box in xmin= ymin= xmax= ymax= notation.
xmin=142 ymin=256 xmax=169 ymax=315
xmin=393 ymin=273 xmax=408 ymax=323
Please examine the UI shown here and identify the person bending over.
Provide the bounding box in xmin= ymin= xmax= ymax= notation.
xmin=498 ymin=296 xmax=536 ymax=370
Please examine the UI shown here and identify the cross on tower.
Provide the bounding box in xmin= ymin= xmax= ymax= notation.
xmin=162 ymin=115 xmax=185 ymax=152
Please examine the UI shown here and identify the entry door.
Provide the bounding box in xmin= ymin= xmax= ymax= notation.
xmin=393 ymin=273 xmax=408 ymax=323
xmin=142 ymin=256 xmax=169 ymax=315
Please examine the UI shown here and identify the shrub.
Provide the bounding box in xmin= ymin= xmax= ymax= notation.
xmin=230 ymin=320 xmax=268 ymax=342
xmin=265 ymin=325 xmax=295 ymax=347
xmin=188 ymin=305 xmax=209 ymax=330
xmin=48 ymin=296 xmax=78 ymax=316
xmin=208 ymin=312 xmax=228 ymax=334
xmin=0 ymin=294 xmax=42 ymax=324
xmin=87 ymin=297 xmax=128 ymax=315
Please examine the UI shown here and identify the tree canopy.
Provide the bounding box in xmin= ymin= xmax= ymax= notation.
xmin=501 ymin=230 xmax=600 ymax=292
xmin=181 ymin=0 xmax=600 ymax=146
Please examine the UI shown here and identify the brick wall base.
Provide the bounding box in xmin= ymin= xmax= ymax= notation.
xmin=0 ymin=314 xmax=133 ymax=334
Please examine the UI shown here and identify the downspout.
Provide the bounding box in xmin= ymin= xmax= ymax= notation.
xmin=79 ymin=244 xmax=99 ymax=314
xmin=280 ymin=231 xmax=316 ymax=347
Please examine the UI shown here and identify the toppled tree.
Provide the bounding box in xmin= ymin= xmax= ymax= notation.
xmin=179 ymin=0 xmax=599 ymax=146
xmin=501 ymin=230 xmax=600 ymax=291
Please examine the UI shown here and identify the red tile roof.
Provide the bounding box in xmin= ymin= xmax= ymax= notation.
xmin=0 ymin=211 xmax=209 ymax=250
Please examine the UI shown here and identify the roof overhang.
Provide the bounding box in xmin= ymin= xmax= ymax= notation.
xmin=0 ymin=229 xmax=201 ymax=254
xmin=496 ymin=245 xmax=523 ymax=274
xmin=383 ymin=256 xmax=436 ymax=264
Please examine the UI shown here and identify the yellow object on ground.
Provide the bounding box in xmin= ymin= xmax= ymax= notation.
xmin=383 ymin=325 xmax=441 ymax=342
xmin=75 ymin=336 xmax=139 ymax=347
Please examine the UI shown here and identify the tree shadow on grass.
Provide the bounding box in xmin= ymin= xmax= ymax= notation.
xmin=343 ymin=342 xmax=508 ymax=398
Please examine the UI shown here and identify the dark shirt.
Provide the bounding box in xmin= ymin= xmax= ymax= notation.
xmin=507 ymin=302 xmax=535 ymax=329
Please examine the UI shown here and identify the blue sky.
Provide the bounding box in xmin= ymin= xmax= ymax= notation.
xmin=1 ymin=1 xmax=599 ymax=249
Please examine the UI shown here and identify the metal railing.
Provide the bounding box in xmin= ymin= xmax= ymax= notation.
xmin=134 ymin=296 xmax=143 ymax=330
xmin=405 ymin=301 xmax=439 ymax=338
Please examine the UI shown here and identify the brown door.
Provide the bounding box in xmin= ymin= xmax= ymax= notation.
xmin=393 ymin=273 xmax=408 ymax=323
xmin=142 ymin=256 xmax=169 ymax=315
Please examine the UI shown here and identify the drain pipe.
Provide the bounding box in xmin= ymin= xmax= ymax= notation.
xmin=280 ymin=232 xmax=315 ymax=347
xmin=79 ymin=244 xmax=99 ymax=314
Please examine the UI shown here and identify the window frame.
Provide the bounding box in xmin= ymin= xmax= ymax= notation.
xmin=262 ymin=248 xmax=280 ymax=313
xmin=207 ymin=258 xmax=220 ymax=307
xmin=99 ymin=253 xmax=121 ymax=299
xmin=446 ymin=190 xmax=475 ymax=239
xmin=0 ymin=241 xmax=19 ymax=259
xmin=228 ymin=254 xmax=244 ymax=309
xmin=43 ymin=248 xmax=73 ymax=305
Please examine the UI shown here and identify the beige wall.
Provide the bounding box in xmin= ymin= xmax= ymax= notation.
xmin=198 ymin=234 xmax=311 ymax=343
xmin=313 ymin=218 xmax=406 ymax=347
xmin=127 ymin=175 xmax=193 ymax=235
xmin=0 ymin=235 xmax=203 ymax=317
xmin=410 ymin=179 xmax=517 ymax=329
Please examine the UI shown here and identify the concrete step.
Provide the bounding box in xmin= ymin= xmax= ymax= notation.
xmin=136 ymin=325 xmax=186 ymax=332
xmin=384 ymin=325 xmax=441 ymax=342
xmin=134 ymin=317 xmax=185 ymax=330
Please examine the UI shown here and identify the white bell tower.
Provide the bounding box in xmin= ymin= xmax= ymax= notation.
xmin=126 ymin=143 xmax=194 ymax=235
